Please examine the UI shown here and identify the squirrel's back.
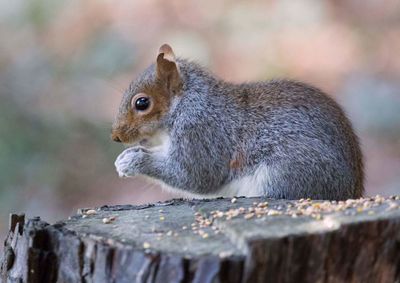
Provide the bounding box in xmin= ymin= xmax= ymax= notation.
xmin=173 ymin=61 xmax=364 ymax=199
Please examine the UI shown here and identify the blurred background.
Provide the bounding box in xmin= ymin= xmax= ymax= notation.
xmin=1 ymin=0 xmax=400 ymax=243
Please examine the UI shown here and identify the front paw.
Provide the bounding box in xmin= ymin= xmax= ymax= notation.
xmin=115 ymin=147 xmax=148 ymax=178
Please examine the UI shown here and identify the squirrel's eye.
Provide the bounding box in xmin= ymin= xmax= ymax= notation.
xmin=134 ymin=97 xmax=150 ymax=111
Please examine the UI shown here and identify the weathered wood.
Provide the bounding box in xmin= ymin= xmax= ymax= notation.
xmin=1 ymin=196 xmax=400 ymax=283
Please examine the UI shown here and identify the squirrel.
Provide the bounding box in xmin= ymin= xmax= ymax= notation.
xmin=111 ymin=44 xmax=364 ymax=200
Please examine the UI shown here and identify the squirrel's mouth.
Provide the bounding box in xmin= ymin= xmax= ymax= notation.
xmin=122 ymin=138 xmax=151 ymax=148
xmin=139 ymin=139 xmax=149 ymax=146
xmin=121 ymin=138 xmax=145 ymax=147
xmin=122 ymin=130 xmax=168 ymax=149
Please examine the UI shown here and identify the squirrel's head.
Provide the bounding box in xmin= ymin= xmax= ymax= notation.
xmin=111 ymin=44 xmax=182 ymax=145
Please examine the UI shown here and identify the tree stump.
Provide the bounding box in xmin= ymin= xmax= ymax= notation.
xmin=1 ymin=196 xmax=400 ymax=283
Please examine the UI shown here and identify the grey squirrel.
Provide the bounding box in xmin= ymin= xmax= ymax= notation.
xmin=112 ymin=44 xmax=364 ymax=200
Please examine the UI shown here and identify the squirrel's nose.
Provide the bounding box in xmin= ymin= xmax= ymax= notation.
xmin=111 ymin=134 xmax=122 ymax=143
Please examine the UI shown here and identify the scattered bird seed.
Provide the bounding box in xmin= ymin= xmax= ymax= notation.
xmin=145 ymin=196 xmax=400 ymax=240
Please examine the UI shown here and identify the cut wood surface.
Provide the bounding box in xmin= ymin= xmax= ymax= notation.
xmin=1 ymin=196 xmax=400 ymax=283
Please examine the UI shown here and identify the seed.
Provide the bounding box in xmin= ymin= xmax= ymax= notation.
xmin=388 ymin=202 xmax=399 ymax=210
xmin=219 ymin=251 xmax=232 ymax=258
xmin=267 ymin=210 xmax=280 ymax=216
xmin=363 ymin=202 xmax=371 ymax=208
xmin=257 ymin=202 xmax=268 ymax=208
xmin=86 ymin=209 xmax=97 ymax=215
xmin=231 ymin=198 xmax=237 ymax=203
xmin=102 ymin=217 xmax=114 ymax=224
xmin=159 ymin=216 xmax=165 ymax=221
xmin=143 ymin=242 xmax=151 ymax=249
xmin=244 ymin=213 xmax=254 ymax=219
xmin=216 ymin=211 xmax=224 ymax=218
xmin=102 ymin=216 xmax=116 ymax=223
xmin=314 ymin=214 xmax=322 ymax=220
xmin=312 ymin=203 xmax=321 ymax=209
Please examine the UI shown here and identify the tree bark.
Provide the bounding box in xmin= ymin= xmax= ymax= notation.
xmin=1 ymin=196 xmax=400 ymax=283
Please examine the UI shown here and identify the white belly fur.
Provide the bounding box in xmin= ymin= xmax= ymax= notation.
xmin=217 ymin=165 xmax=272 ymax=197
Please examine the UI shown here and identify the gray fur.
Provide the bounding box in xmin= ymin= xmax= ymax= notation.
xmin=115 ymin=59 xmax=364 ymax=200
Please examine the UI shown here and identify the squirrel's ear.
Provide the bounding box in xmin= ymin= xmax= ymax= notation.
xmin=156 ymin=44 xmax=182 ymax=94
